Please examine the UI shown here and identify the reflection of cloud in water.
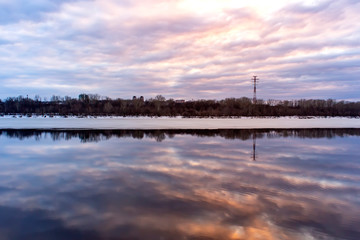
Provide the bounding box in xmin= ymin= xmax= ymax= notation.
xmin=0 ymin=130 xmax=359 ymax=239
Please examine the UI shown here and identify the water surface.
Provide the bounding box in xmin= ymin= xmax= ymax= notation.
xmin=0 ymin=129 xmax=359 ymax=240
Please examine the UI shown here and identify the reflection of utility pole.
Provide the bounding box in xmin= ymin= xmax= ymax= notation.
xmin=252 ymin=132 xmax=257 ymax=161
xmin=252 ymin=76 xmax=259 ymax=104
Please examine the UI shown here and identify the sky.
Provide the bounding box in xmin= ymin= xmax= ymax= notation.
xmin=0 ymin=0 xmax=360 ymax=101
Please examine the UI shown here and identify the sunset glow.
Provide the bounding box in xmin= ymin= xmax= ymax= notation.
xmin=0 ymin=0 xmax=359 ymax=100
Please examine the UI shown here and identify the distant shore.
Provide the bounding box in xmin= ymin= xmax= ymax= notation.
xmin=0 ymin=116 xmax=359 ymax=130
xmin=2 ymin=96 xmax=360 ymax=118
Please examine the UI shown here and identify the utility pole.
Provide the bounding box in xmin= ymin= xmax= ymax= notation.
xmin=252 ymin=76 xmax=259 ymax=104
xmin=252 ymin=132 xmax=256 ymax=161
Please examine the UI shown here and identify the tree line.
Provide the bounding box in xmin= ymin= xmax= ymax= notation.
xmin=0 ymin=94 xmax=359 ymax=117
xmin=2 ymin=129 xmax=360 ymax=142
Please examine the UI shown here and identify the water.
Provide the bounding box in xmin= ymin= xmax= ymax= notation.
xmin=0 ymin=129 xmax=359 ymax=240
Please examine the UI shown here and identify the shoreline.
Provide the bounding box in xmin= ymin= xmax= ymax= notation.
xmin=0 ymin=116 xmax=359 ymax=129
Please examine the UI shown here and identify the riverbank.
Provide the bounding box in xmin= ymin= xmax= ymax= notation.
xmin=0 ymin=116 xmax=359 ymax=129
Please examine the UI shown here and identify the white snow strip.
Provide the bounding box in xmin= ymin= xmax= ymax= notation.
xmin=0 ymin=117 xmax=359 ymax=129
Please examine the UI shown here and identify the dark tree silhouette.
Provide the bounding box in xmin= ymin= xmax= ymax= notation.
xmin=1 ymin=94 xmax=360 ymax=117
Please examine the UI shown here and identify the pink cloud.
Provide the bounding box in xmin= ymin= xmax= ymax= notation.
xmin=0 ymin=0 xmax=359 ymax=100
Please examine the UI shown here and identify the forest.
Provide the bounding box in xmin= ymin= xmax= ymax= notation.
xmin=1 ymin=94 xmax=360 ymax=117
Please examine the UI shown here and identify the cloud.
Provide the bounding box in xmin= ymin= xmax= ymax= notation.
xmin=0 ymin=0 xmax=359 ymax=100
xmin=0 ymin=0 xmax=86 ymax=24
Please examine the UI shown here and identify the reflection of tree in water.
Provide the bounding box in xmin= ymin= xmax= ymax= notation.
xmin=1 ymin=129 xmax=360 ymax=142
xmin=0 ymin=129 xmax=359 ymax=240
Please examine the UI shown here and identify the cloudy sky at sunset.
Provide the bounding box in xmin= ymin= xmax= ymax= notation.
xmin=0 ymin=0 xmax=359 ymax=100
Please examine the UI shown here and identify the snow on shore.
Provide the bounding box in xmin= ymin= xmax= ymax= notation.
xmin=0 ymin=116 xmax=359 ymax=129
